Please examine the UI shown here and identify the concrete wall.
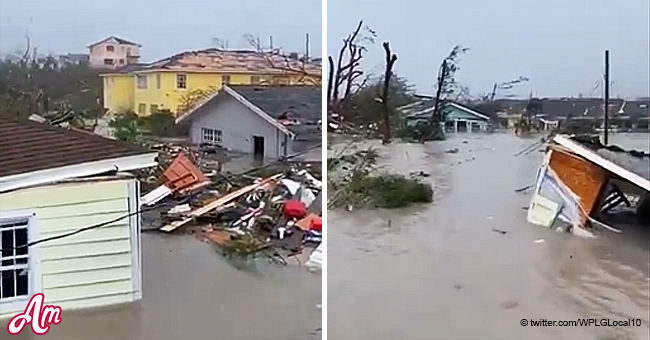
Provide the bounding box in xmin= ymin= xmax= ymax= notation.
xmin=103 ymin=74 xmax=135 ymax=113
xmin=0 ymin=177 xmax=141 ymax=318
xmin=106 ymin=70 xmax=315 ymax=117
xmin=189 ymin=93 xmax=287 ymax=159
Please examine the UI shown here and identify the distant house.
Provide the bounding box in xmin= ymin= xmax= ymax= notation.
xmin=0 ymin=118 xmax=157 ymax=317
xmin=88 ymin=36 xmax=141 ymax=69
xmin=58 ymin=53 xmax=90 ymax=67
xmin=176 ymin=85 xmax=321 ymax=160
xmin=401 ymin=101 xmax=490 ymax=132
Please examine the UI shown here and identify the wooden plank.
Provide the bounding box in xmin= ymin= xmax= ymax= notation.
xmin=160 ymin=173 xmax=282 ymax=232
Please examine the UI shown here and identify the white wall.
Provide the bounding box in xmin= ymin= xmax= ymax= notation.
xmin=0 ymin=177 xmax=141 ymax=317
xmin=189 ymin=93 xmax=288 ymax=159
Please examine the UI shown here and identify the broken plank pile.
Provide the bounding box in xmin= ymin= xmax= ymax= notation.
xmin=141 ymin=152 xmax=323 ymax=265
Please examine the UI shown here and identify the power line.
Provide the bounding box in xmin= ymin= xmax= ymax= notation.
xmin=2 ymin=144 xmax=322 ymax=251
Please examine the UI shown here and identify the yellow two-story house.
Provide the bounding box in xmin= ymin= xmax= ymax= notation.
xmin=101 ymin=49 xmax=322 ymax=116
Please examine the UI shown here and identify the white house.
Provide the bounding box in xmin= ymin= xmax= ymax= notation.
xmin=176 ymin=85 xmax=321 ymax=160
xmin=0 ymin=118 xmax=157 ymax=318
xmin=88 ymin=36 xmax=141 ymax=69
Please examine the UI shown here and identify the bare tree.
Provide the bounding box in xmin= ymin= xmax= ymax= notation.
xmin=243 ymin=33 xmax=321 ymax=86
xmin=379 ymin=42 xmax=397 ymax=144
xmin=328 ymin=20 xmax=376 ymax=109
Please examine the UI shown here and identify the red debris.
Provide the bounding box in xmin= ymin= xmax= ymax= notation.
xmin=283 ymin=200 xmax=307 ymax=219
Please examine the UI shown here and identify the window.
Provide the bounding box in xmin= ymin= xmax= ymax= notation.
xmin=106 ymin=45 xmax=115 ymax=52
xmin=1 ymin=219 xmax=30 ymax=302
xmin=177 ymin=74 xmax=187 ymax=89
xmin=138 ymin=103 xmax=146 ymax=114
xmin=156 ymin=74 xmax=161 ymax=89
xmin=222 ymin=75 xmax=231 ymax=85
xmin=150 ymin=104 xmax=159 ymax=113
xmin=250 ymin=75 xmax=261 ymax=85
xmin=119 ymin=59 xmax=125 ymax=65
xmin=201 ymin=128 xmax=222 ymax=144
xmin=127 ymin=48 xmax=132 ymax=55
xmin=137 ymin=75 xmax=147 ymax=89
xmin=103 ymin=58 xmax=114 ymax=65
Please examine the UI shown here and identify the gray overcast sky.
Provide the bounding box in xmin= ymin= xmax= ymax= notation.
xmin=328 ymin=0 xmax=649 ymax=99
xmin=0 ymin=0 xmax=321 ymax=62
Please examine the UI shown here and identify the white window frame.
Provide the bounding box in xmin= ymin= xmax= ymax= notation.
xmin=137 ymin=75 xmax=147 ymax=90
xmin=201 ymin=127 xmax=222 ymax=145
xmin=0 ymin=210 xmax=41 ymax=313
xmin=177 ymin=74 xmax=187 ymax=89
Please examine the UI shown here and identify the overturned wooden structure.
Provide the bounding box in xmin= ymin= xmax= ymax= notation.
xmin=527 ymin=135 xmax=650 ymax=237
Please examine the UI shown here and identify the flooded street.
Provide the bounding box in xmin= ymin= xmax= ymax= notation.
xmin=328 ymin=133 xmax=649 ymax=340
xmin=2 ymin=234 xmax=321 ymax=340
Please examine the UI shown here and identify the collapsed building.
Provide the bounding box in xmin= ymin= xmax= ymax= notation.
xmin=527 ymin=134 xmax=649 ymax=237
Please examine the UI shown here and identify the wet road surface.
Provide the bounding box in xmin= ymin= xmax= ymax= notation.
xmin=328 ymin=133 xmax=649 ymax=340
xmin=3 ymin=233 xmax=321 ymax=340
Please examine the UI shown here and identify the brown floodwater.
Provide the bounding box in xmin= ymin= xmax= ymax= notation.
xmin=2 ymin=233 xmax=322 ymax=340
xmin=328 ymin=133 xmax=649 ymax=340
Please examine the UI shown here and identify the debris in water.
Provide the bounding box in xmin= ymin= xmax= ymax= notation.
xmin=409 ymin=170 xmax=430 ymax=177
xmin=534 ymin=239 xmax=545 ymax=244
xmin=453 ymin=284 xmax=463 ymax=290
xmin=514 ymin=185 xmax=533 ymax=193
xmin=445 ymin=148 xmax=459 ymax=154
xmin=526 ymin=134 xmax=649 ymax=238
xmin=329 ymin=148 xmax=433 ymax=210
xmin=500 ymin=299 xmax=519 ymax=309
xmin=492 ymin=228 xmax=508 ymax=235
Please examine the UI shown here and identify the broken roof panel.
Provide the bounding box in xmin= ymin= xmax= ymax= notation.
xmin=160 ymin=153 xmax=211 ymax=194
xmin=0 ymin=118 xmax=155 ymax=179
xmin=139 ymin=49 xmax=321 ymax=76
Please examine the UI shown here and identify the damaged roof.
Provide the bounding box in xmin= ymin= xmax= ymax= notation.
xmin=137 ymin=49 xmax=321 ymax=76
xmin=100 ymin=63 xmax=149 ymax=75
xmin=228 ymin=85 xmax=321 ymax=122
xmin=0 ymin=118 xmax=155 ymax=178
xmin=176 ymin=85 xmax=321 ymax=138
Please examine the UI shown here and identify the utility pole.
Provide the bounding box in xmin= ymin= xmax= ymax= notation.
xmin=604 ymin=50 xmax=609 ymax=145
xmin=305 ymin=33 xmax=310 ymax=61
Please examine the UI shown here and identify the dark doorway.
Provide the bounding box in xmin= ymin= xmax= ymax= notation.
xmin=253 ymin=136 xmax=264 ymax=160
